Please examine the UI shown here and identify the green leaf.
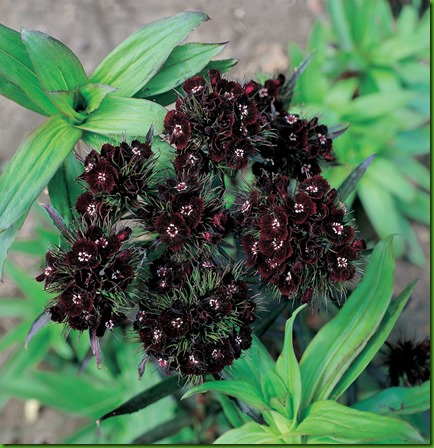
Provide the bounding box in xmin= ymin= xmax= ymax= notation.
xmin=45 ymin=90 xmax=87 ymax=123
xmin=217 ymin=394 xmax=251 ymax=428
xmin=299 ymin=238 xmax=395 ymax=411
xmin=78 ymin=83 xmax=119 ymax=114
xmin=275 ymin=304 xmax=306 ymax=422
xmin=0 ymin=24 xmax=57 ymax=115
xmin=97 ymin=374 xmax=181 ymax=423
xmin=296 ymin=400 xmax=424 ymax=443
xmin=0 ymin=115 xmax=82 ymax=233
xmin=341 ymin=91 xmax=415 ymax=121
xmin=337 ymin=154 xmax=376 ymax=201
xmin=90 ymin=12 xmax=209 ymax=97
xmin=136 ymin=42 xmax=226 ymax=97
xmin=393 ymin=128 xmax=430 ymax=155
xmin=0 ymin=76 xmax=48 ymax=115
xmin=398 ymin=190 xmax=430 ymax=226
xmin=21 ymin=28 xmax=88 ymax=91
xmin=352 ymin=381 xmax=430 ymax=416
xmin=182 ymin=380 xmax=270 ymax=411
xmin=47 ymin=150 xmax=84 ymax=224
xmin=357 ymin=176 xmax=406 ymax=257
xmin=393 ymin=155 xmax=430 ymax=192
xmin=326 ymin=0 xmax=354 ymax=52
xmin=0 ymin=212 xmax=26 ymax=278
xmin=76 ymin=96 xmax=167 ymax=136
xmin=214 ymin=421 xmax=282 ymax=444
xmin=330 ymin=281 xmax=416 ymax=400
xmin=230 ymin=336 xmax=287 ymax=407
xmin=395 ymin=214 xmax=426 ymax=266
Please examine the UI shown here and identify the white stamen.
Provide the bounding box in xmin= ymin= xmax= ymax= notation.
xmin=78 ymin=251 xmax=92 ymax=262
xmin=97 ymin=172 xmax=106 ymax=182
xmin=294 ymin=203 xmax=304 ymax=213
xmin=171 ymin=317 xmax=184 ymax=329
xmin=337 ymin=256 xmax=348 ymax=268
xmin=105 ymin=320 xmax=114 ymax=329
xmin=286 ymin=114 xmax=297 ymax=124
xmin=258 ymin=87 xmax=268 ymax=97
xmin=166 ymin=224 xmax=179 ymax=238
xmin=180 ymin=204 xmax=193 ymax=216
xmin=172 ymin=124 xmax=183 ymax=136
xmin=332 ymin=222 xmax=344 ymax=235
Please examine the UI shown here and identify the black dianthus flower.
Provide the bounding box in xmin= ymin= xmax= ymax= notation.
xmin=134 ymin=264 xmax=257 ymax=380
xmin=235 ymin=172 xmax=365 ymax=304
xmin=163 ymin=70 xmax=264 ymax=174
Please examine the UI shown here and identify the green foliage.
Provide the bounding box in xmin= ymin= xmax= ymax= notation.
xmin=0 ymin=12 xmax=231 ymax=275
xmin=286 ymin=0 xmax=429 ymax=265
xmin=184 ymin=238 xmax=428 ymax=444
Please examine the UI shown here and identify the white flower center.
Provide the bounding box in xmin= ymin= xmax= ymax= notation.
xmin=153 ymin=329 xmax=162 ymax=341
xmin=157 ymin=267 xmax=167 ymax=277
xmin=209 ymin=298 xmax=220 ymax=309
xmin=212 ymin=349 xmax=223 ymax=359
xmin=289 ymin=132 xmax=297 ymax=141
xmin=271 ymin=218 xmax=280 ymax=229
xmin=235 ymin=148 xmax=244 ymax=158
xmin=187 ymin=154 xmax=198 ymax=165
xmin=175 ymin=182 xmax=187 ymax=191
xmin=171 ymin=317 xmax=184 ymax=328
xmin=301 ymin=164 xmax=311 ymax=174
xmin=111 ymin=270 xmax=121 ymax=280
xmin=44 ymin=266 xmax=53 ymax=276
xmin=258 ymin=87 xmax=268 ymax=97
xmin=97 ymin=172 xmax=106 ymax=182
xmin=189 ymin=354 xmax=199 ymax=364
xmin=285 ymin=271 xmax=292 ymax=283
xmin=224 ymin=91 xmax=234 ymax=100
xmin=251 ymin=241 xmax=258 ymax=256
xmin=85 ymin=163 xmax=93 ymax=172
xmin=95 ymin=237 xmax=108 ymax=248
xmin=332 ymin=222 xmax=344 ymax=235
xmin=306 ymin=185 xmax=318 ymax=193
xmin=337 ymin=256 xmax=348 ymax=268
xmin=166 ymin=224 xmax=179 ymax=238
xmin=78 ymin=251 xmax=92 ymax=262
xmin=286 ymin=114 xmax=297 ymax=124
xmin=191 ymin=85 xmax=203 ymax=94
xmin=180 ymin=204 xmax=193 ymax=216
xmin=137 ymin=311 xmax=146 ymax=322
xmin=235 ymin=336 xmax=242 ymax=345
xmin=72 ymin=293 xmax=81 ymax=305
xmin=239 ymin=104 xmax=249 ymax=117
xmin=158 ymin=358 xmax=169 ymax=367
xmin=318 ymin=133 xmax=327 ymax=144
xmin=294 ymin=203 xmax=304 ymax=213
xmin=105 ymin=320 xmax=114 ymax=329
xmin=87 ymin=203 xmax=97 ymax=215
xmin=271 ymin=239 xmax=283 ymax=250
xmin=173 ymin=124 xmax=183 ymax=136
xmin=241 ymin=199 xmax=251 ymax=213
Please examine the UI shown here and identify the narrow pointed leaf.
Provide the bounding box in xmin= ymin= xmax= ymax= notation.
xmin=97 ymin=374 xmax=181 ymax=423
xmin=0 ymin=115 xmax=82 ymax=233
xmin=275 ymin=304 xmax=306 ymax=421
xmin=282 ymin=52 xmax=314 ymax=107
xmin=338 ymin=154 xmax=376 ymax=201
xmin=182 ymin=380 xmax=270 ymax=411
xmin=0 ymin=213 xmax=27 ymax=278
xmin=216 ymin=394 xmax=252 ymax=428
xmin=131 ymin=413 xmax=192 ymax=444
xmin=47 ymin=151 xmax=84 ymax=224
xmin=25 ymin=310 xmax=51 ymax=349
xmin=45 ymin=90 xmax=86 ymax=123
xmin=352 ymin=381 xmax=430 ymax=416
xmin=299 ymin=238 xmax=395 ymax=411
xmin=78 ymin=83 xmax=119 ymax=114
xmin=253 ymin=298 xmax=289 ymax=337
xmin=21 ymin=28 xmax=88 ymax=91
xmin=327 ymin=122 xmax=349 ymax=140
xmin=294 ymin=400 xmax=424 ymax=444
xmin=77 ymin=96 xmax=167 ymax=136
xmin=0 ymin=77 xmax=48 ymax=115
xmin=39 ymin=203 xmax=70 ymax=238
xmin=330 ymin=281 xmax=416 ymax=400
xmin=136 ymin=42 xmax=227 ymax=97
xmin=90 ymin=12 xmax=209 ymax=97
xmin=0 ymin=24 xmax=57 ymax=115
xmin=214 ymin=421 xmax=281 ymax=444
xmin=89 ymin=330 xmax=102 ymax=368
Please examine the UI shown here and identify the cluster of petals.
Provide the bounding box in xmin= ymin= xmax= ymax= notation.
xmin=238 ymin=174 xmax=365 ymax=300
xmin=164 ymin=70 xmax=262 ymax=173
xmin=134 ymin=264 xmax=255 ymax=377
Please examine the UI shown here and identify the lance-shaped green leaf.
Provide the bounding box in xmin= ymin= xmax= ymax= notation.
xmin=182 ymin=380 xmax=270 ymax=411
xmin=337 ymin=154 xmax=376 ymax=201
xmin=135 ymin=42 xmax=227 ymax=98
xmin=47 ymin=150 xmax=84 ymax=224
xmin=330 ymin=281 xmax=416 ymax=401
xmin=275 ymin=304 xmax=306 ymax=422
xmin=214 ymin=421 xmax=281 ymax=445
xmin=352 ymin=381 xmax=430 ymax=416
xmin=0 ymin=115 xmax=82 ymax=233
xmin=90 ymin=12 xmax=209 ymax=97
xmin=45 ymin=90 xmax=87 ymax=123
xmin=299 ymin=237 xmax=395 ymax=412
xmin=294 ymin=400 xmax=424 ymax=444
xmin=78 ymin=83 xmax=119 ymax=114
xmin=21 ymin=28 xmax=89 ymax=92
xmin=0 ymin=24 xmax=57 ymax=115
xmin=0 ymin=77 xmax=48 ymax=115
xmin=97 ymin=374 xmax=181 ymax=423
xmin=0 ymin=212 xmax=27 ymax=279
xmin=77 ymin=96 xmax=167 ymax=136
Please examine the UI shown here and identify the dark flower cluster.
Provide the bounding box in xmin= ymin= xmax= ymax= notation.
xmin=36 ymin=223 xmax=138 ymax=337
xmin=135 ymin=173 xmax=233 ymax=253
xmin=76 ymin=128 xmax=155 ymax=221
xmin=247 ymin=75 xmax=336 ymax=180
xmin=164 ymin=70 xmax=263 ymax=174
xmin=237 ymin=173 xmax=365 ymax=302
xmin=384 ymin=338 xmax=431 ymax=387
xmin=134 ymin=264 xmax=255 ymax=379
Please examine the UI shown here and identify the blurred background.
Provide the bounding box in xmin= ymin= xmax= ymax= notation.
xmin=0 ymin=0 xmax=430 ymax=443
